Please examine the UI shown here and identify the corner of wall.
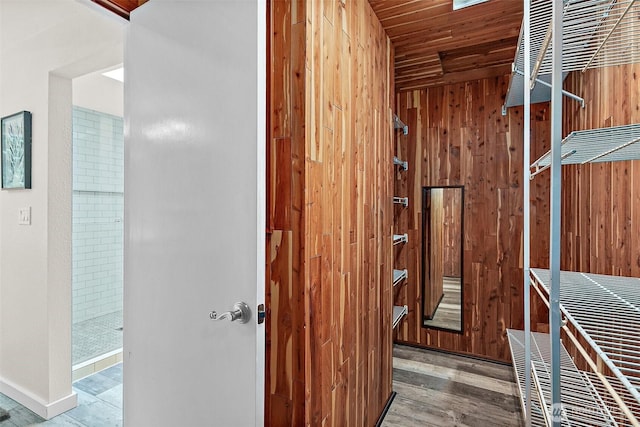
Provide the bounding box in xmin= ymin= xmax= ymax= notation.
xmin=47 ymin=73 xmax=73 ymax=403
xmin=0 ymin=377 xmax=77 ymax=420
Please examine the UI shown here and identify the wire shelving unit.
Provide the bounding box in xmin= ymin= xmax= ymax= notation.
xmin=531 ymin=123 xmax=640 ymax=177
xmin=509 ymin=1 xmax=640 ymax=426
xmin=531 ymin=270 xmax=640 ymax=403
xmin=508 ymin=330 xmax=616 ymax=426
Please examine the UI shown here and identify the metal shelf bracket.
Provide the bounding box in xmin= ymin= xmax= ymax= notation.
xmin=393 ymin=114 xmax=409 ymax=135
xmin=393 ymin=156 xmax=408 ymax=171
xmin=515 ymin=69 xmax=585 ymax=108
xmin=393 ymin=196 xmax=409 ymax=207
xmin=392 ymin=305 xmax=408 ymax=329
xmin=393 ymin=234 xmax=408 ymax=245
xmin=393 ymin=269 xmax=408 ymax=287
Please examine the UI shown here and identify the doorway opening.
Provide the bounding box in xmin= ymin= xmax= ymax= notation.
xmin=71 ymin=66 xmax=124 ymax=380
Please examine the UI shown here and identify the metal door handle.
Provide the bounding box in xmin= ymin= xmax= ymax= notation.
xmin=209 ymin=302 xmax=251 ymax=324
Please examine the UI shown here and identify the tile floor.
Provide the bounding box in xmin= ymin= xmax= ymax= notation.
xmin=0 ymin=364 xmax=123 ymax=427
xmin=73 ymin=311 xmax=123 ymax=366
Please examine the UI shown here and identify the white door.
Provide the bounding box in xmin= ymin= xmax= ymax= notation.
xmin=123 ymin=1 xmax=265 ymax=426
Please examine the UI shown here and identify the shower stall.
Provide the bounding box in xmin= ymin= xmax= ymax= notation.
xmin=72 ymin=105 xmax=124 ymax=375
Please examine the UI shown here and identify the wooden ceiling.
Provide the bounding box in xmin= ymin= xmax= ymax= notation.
xmin=94 ymin=0 xmax=522 ymax=91
xmin=369 ymin=0 xmax=523 ymax=91
xmin=91 ymin=0 xmax=147 ymax=19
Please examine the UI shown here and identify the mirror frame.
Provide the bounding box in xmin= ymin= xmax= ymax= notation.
xmin=421 ymin=185 xmax=465 ymax=333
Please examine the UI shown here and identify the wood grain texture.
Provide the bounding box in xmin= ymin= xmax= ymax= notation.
xmin=267 ymin=1 xmax=394 ymax=425
xmin=443 ymin=188 xmax=462 ymax=277
xmin=381 ymin=345 xmax=523 ymax=427
xmin=424 ymin=189 xmax=444 ymax=319
xmin=266 ymin=0 xmax=306 ymax=424
xmin=90 ymin=0 xmax=147 ymax=19
xmin=395 ymin=65 xmax=640 ymax=363
xmin=369 ymin=0 xmax=522 ymax=91
xmin=305 ymin=2 xmax=395 ymax=423
xmin=393 ymin=77 xmax=551 ymax=362
xmin=560 ymin=64 xmax=640 ymax=278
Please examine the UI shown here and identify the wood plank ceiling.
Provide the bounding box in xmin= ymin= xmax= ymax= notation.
xmin=91 ymin=0 xmax=147 ymax=19
xmin=369 ymin=0 xmax=523 ymax=91
xmin=94 ymin=0 xmax=522 ymax=91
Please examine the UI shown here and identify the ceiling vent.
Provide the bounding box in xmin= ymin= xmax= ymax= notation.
xmin=453 ymin=0 xmax=490 ymax=10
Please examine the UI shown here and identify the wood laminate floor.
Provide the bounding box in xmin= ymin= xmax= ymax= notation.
xmin=425 ymin=277 xmax=461 ymax=331
xmin=382 ymin=345 xmax=524 ymax=427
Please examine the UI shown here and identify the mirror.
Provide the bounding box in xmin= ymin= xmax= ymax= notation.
xmin=422 ymin=186 xmax=464 ymax=332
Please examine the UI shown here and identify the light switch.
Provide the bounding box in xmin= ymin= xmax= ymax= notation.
xmin=19 ymin=207 xmax=31 ymax=225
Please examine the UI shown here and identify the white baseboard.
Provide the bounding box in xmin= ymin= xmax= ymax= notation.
xmin=0 ymin=377 xmax=77 ymax=419
xmin=72 ymin=348 xmax=123 ymax=381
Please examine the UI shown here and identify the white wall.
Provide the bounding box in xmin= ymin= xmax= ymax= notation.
xmin=73 ymin=70 xmax=124 ymax=118
xmin=0 ymin=0 xmax=125 ymax=418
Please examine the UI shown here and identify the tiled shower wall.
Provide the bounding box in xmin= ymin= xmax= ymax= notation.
xmin=72 ymin=106 xmax=123 ymax=324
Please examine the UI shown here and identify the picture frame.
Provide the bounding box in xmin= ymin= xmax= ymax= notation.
xmin=1 ymin=111 xmax=32 ymax=189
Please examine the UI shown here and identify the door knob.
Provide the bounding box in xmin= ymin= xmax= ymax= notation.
xmin=209 ymin=302 xmax=251 ymax=324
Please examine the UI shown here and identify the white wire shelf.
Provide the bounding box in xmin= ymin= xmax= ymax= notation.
xmin=531 ymin=269 xmax=640 ymax=411
xmin=506 ymin=0 xmax=640 ymax=107
xmin=392 ymin=305 xmax=408 ymax=329
xmin=393 ymin=269 xmax=408 ymax=287
xmin=519 ymin=0 xmax=640 ymax=76
xmin=393 ymin=234 xmax=408 ymax=245
xmin=507 ymin=329 xmax=617 ymax=426
xmin=507 ymin=330 xmax=549 ymax=426
xmin=393 ymin=156 xmax=408 ymax=171
xmin=531 ymin=123 xmax=640 ymax=177
xmin=586 ymin=371 xmax=640 ymax=427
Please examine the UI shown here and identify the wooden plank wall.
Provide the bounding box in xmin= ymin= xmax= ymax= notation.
xmin=394 ymin=65 xmax=640 ymax=363
xmin=560 ymin=63 xmax=640 ymax=278
xmin=424 ymin=189 xmax=444 ymax=319
xmin=266 ymin=0 xmax=307 ymax=424
xmin=393 ymin=77 xmax=551 ymax=362
xmin=303 ymin=1 xmax=394 ymax=424
xmin=266 ymin=1 xmax=395 ymax=425
xmin=443 ymin=188 xmax=462 ymax=277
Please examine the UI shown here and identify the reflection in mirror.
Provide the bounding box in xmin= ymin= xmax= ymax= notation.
xmin=422 ymin=186 xmax=464 ymax=332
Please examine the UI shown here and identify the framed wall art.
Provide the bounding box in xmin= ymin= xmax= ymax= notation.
xmin=1 ymin=111 xmax=32 ymax=189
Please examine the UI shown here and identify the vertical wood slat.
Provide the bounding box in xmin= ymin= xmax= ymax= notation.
xmin=443 ymin=188 xmax=462 ymax=277
xmin=305 ymin=0 xmax=394 ymax=423
xmin=559 ymin=64 xmax=640 ymax=279
xmin=268 ymin=0 xmax=394 ymax=425
xmin=394 ymin=76 xmax=545 ymax=362
xmin=266 ymin=1 xmax=306 ymax=425
xmin=424 ymin=189 xmax=444 ymax=318
xmin=395 ymin=65 xmax=640 ymax=362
